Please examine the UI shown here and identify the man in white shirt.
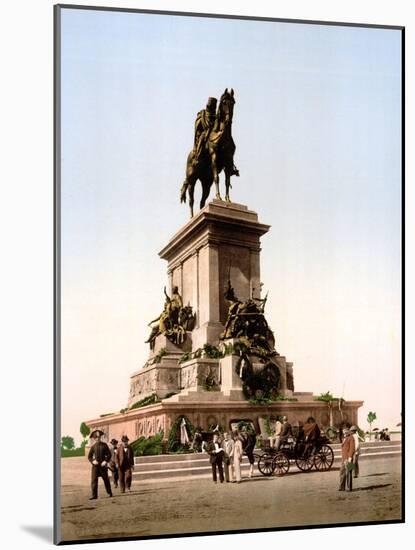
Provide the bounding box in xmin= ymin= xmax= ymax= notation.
xmin=269 ymin=417 xmax=282 ymax=449
xmin=350 ymin=425 xmax=363 ymax=479
xmin=221 ymin=432 xmax=235 ymax=482
xmin=205 ymin=432 xmax=225 ymax=483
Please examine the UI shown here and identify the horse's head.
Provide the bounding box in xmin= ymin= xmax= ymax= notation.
xmin=218 ymin=88 xmax=235 ymax=125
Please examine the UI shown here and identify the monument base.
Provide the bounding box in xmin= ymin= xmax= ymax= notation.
xmin=87 ymin=397 xmax=364 ymax=443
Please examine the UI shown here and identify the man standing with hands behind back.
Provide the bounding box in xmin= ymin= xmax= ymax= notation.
xmin=116 ymin=435 xmax=135 ymax=493
xmin=88 ymin=429 xmax=113 ymax=500
xmin=338 ymin=427 xmax=356 ymax=492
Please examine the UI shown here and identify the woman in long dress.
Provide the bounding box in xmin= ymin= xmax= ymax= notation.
xmin=232 ymin=431 xmax=243 ymax=483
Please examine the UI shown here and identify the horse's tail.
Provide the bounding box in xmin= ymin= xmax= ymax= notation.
xmin=180 ymin=182 xmax=188 ymax=204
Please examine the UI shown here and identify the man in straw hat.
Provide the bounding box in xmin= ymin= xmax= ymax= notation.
xmin=338 ymin=427 xmax=356 ymax=491
xmin=116 ymin=435 xmax=135 ymax=493
xmin=87 ymin=429 xmax=113 ymax=500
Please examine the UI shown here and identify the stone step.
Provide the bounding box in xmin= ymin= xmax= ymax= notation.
xmin=133 ymin=441 xmax=401 ymax=465
xmin=131 ymin=450 xmax=401 ymax=481
xmin=134 ymin=444 xmax=401 ymax=471
xmin=130 ymin=442 xmax=401 ymax=480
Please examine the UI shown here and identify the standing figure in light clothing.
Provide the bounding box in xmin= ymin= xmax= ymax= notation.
xmin=232 ymin=431 xmax=243 ymax=483
xmin=269 ymin=417 xmax=282 ymax=449
xmin=221 ymin=432 xmax=234 ymax=482
xmin=350 ymin=425 xmax=363 ymax=478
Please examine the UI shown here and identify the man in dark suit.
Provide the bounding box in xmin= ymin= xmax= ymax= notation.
xmin=278 ymin=416 xmax=293 ymax=450
xmin=88 ymin=429 xmax=113 ymax=500
xmin=109 ymin=438 xmax=119 ymax=488
xmin=204 ymin=432 xmax=225 ymax=483
xmin=116 ymin=435 xmax=135 ymax=493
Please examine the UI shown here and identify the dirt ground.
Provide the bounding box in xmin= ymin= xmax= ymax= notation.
xmin=60 ymin=455 xmax=402 ymax=542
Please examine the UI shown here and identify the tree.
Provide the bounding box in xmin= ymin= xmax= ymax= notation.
xmin=61 ymin=436 xmax=75 ymax=450
xmin=315 ymin=391 xmax=336 ymax=427
xmin=80 ymin=422 xmax=90 ymax=439
xmin=367 ymin=411 xmax=377 ymax=440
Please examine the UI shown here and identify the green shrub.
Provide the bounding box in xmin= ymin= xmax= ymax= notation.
xmin=61 ymin=447 xmax=85 ymax=458
xmin=131 ymin=432 xmax=164 ymax=456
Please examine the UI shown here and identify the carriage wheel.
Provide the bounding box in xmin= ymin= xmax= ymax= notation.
xmin=314 ymin=444 xmax=334 ymax=471
xmin=257 ymin=454 xmax=275 ymax=476
xmin=272 ymin=452 xmax=290 ymax=476
xmin=295 ymin=455 xmax=314 ymax=471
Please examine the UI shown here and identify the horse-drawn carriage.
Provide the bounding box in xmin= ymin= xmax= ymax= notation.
xmin=256 ymin=435 xmax=334 ymax=477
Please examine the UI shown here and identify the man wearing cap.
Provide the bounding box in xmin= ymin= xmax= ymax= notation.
xmin=350 ymin=426 xmax=363 ymax=479
xmin=116 ymin=435 xmax=135 ymax=493
xmin=109 ymin=438 xmax=119 ymax=489
xmin=338 ymin=427 xmax=356 ymax=491
xmin=87 ymin=429 xmax=113 ymax=500
xmin=192 ymin=97 xmax=217 ymax=167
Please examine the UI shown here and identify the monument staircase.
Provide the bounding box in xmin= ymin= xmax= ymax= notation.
xmin=131 ymin=439 xmax=401 ymax=482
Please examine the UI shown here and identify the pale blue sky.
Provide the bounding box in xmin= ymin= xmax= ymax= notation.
xmin=59 ymin=8 xmax=401 ymax=441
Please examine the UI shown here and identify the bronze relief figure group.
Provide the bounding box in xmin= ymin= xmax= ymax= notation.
xmin=145 ymin=286 xmax=196 ymax=350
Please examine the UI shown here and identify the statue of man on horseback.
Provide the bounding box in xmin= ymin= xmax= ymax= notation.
xmin=192 ymin=97 xmax=217 ymax=169
xmin=180 ymin=89 xmax=239 ymax=217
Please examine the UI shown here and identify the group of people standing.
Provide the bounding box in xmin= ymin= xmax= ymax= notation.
xmin=203 ymin=429 xmax=256 ymax=484
xmin=87 ymin=429 xmax=135 ymax=499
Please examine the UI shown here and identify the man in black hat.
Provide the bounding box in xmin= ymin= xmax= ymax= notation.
xmin=109 ymin=438 xmax=119 ymax=489
xmin=87 ymin=429 xmax=113 ymax=500
xmin=116 ymin=435 xmax=135 ymax=493
xmin=192 ymin=97 xmax=217 ymax=167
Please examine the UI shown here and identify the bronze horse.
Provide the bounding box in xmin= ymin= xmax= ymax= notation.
xmin=180 ymin=89 xmax=239 ymax=217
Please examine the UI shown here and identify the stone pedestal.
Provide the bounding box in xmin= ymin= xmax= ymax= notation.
xmin=149 ymin=333 xmax=192 ymax=360
xmin=88 ymin=199 xmax=364 ymax=441
xmin=220 ymin=355 xmax=244 ymax=398
xmin=159 ymin=200 xmax=270 ymax=349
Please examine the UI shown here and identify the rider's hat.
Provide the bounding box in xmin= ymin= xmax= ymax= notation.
xmin=121 ymin=435 xmax=130 ymax=442
xmin=350 ymin=425 xmax=358 ymax=432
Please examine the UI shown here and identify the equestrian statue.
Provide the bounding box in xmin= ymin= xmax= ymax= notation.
xmin=180 ymin=88 xmax=239 ymax=217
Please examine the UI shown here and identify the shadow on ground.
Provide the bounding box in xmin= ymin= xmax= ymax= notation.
xmin=353 ymin=484 xmax=392 ymax=491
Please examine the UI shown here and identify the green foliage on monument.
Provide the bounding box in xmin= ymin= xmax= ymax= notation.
xmin=178 ymin=342 xmax=233 ymax=364
xmin=314 ymin=391 xmax=339 ymax=402
xmin=131 ymin=432 xmax=164 ymax=456
xmin=150 ymin=347 xmax=168 ymax=365
xmin=129 ymin=393 xmax=160 ymax=410
xmin=61 ymin=436 xmax=75 ymax=450
xmin=167 ymin=414 xmax=195 ymax=453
